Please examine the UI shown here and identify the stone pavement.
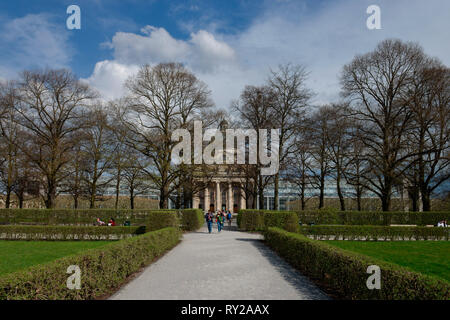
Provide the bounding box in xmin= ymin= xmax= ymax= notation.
xmin=110 ymin=222 xmax=329 ymax=300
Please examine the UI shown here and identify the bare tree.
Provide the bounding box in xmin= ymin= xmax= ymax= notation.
xmin=406 ymin=63 xmax=450 ymax=210
xmin=268 ymin=64 xmax=312 ymax=209
xmin=232 ymin=85 xmax=276 ymax=209
xmin=306 ymin=107 xmax=332 ymax=209
xmin=344 ymin=123 xmax=367 ymax=211
xmin=14 ymin=69 xmax=96 ymax=208
xmin=286 ymin=136 xmax=315 ymax=210
xmin=324 ymin=104 xmax=352 ymax=211
xmin=121 ymin=63 xmax=212 ymax=209
xmin=0 ymin=81 xmax=21 ymax=208
xmin=80 ymin=106 xmax=115 ymax=208
xmin=341 ymin=39 xmax=427 ymax=211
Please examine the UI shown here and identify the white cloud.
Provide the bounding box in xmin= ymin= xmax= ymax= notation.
xmin=0 ymin=13 xmax=72 ymax=78
xmin=82 ymin=60 xmax=139 ymax=100
xmin=108 ymin=26 xmax=189 ymax=65
xmin=86 ymin=0 xmax=450 ymax=108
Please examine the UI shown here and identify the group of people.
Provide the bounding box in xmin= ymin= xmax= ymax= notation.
xmin=437 ymin=220 xmax=448 ymax=227
xmin=95 ymin=217 xmax=116 ymax=226
xmin=204 ymin=208 xmax=233 ymax=234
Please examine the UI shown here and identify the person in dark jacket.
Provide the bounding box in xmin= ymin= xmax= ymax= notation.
xmin=205 ymin=209 xmax=214 ymax=233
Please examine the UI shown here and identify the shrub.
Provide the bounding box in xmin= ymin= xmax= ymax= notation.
xmin=0 ymin=209 xmax=182 ymax=227
xmin=179 ymin=209 xmax=204 ymax=231
xmin=264 ymin=227 xmax=450 ymax=300
xmin=145 ymin=211 xmax=179 ymax=231
xmin=298 ymin=225 xmax=450 ymax=241
xmin=296 ymin=210 xmax=450 ymax=226
xmin=238 ymin=210 xmax=298 ymax=232
xmin=0 ymin=225 xmax=146 ymax=241
xmin=0 ymin=227 xmax=181 ymax=300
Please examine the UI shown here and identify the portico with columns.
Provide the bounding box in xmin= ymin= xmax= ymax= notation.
xmin=192 ymin=179 xmax=247 ymax=212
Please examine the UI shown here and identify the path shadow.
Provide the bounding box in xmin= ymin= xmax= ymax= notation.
xmin=234 ymin=238 xmax=329 ymax=300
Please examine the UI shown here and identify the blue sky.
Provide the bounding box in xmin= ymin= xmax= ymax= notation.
xmin=0 ymin=0 xmax=449 ymax=108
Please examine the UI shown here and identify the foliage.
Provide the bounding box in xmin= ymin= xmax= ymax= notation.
xmin=299 ymin=225 xmax=449 ymax=241
xmin=237 ymin=209 xmax=298 ymax=232
xmin=0 ymin=227 xmax=181 ymax=299
xmin=296 ymin=210 xmax=450 ymax=226
xmin=264 ymin=227 xmax=450 ymax=299
xmin=0 ymin=225 xmax=146 ymax=241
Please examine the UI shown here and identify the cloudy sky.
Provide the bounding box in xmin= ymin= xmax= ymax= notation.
xmin=0 ymin=0 xmax=449 ymax=108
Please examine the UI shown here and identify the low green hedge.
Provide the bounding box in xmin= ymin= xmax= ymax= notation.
xmin=0 ymin=209 xmax=205 ymax=232
xmin=264 ymin=227 xmax=450 ymax=300
xmin=297 ymin=210 xmax=450 ymax=226
xmin=0 ymin=209 xmax=178 ymax=226
xmin=0 ymin=227 xmax=181 ymax=300
xmin=298 ymin=225 xmax=450 ymax=241
xmin=178 ymin=209 xmax=204 ymax=231
xmin=0 ymin=225 xmax=146 ymax=241
xmin=237 ymin=210 xmax=298 ymax=232
xmin=145 ymin=211 xmax=179 ymax=231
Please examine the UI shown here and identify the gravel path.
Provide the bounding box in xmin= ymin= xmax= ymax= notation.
xmin=110 ymin=222 xmax=329 ymax=300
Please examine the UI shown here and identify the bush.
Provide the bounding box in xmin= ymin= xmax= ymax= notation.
xmin=296 ymin=210 xmax=450 ymax=226
xmin=0 ymin=225 xmax=146 ymax=241
xmin=179 ymin=209 xmax=204 ymax=231
xmin=145 ymin=211 xmax=179 ymax=231
xmin=238 ymin=210 xmax=298 ymax=232
xmin=0 ymin=227 xmax=181 ymax=299
xmin=298 ymin=225 xmax=450 ymax=241
xmin=0 ymin=209 xmax=180 ymax=226
xmin=264 ymin=227 xmax=450 ymax=300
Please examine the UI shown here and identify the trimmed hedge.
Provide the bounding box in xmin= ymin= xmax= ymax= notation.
xmin=178 ymin=209 xmax=204 ymax=231
xmin=297 ymin=210 xmax=450 ymax=226
xmin=0 ymin=225 xmax=146 ymax=241
xmin=264 ymin=227 xmax=450 ymax=300
xmin=145 ymin=211 xmax=179 ymax=231
xmin=299 ymin=225 xmax=450 ymax=241
xmin=237 ymin=210 xmax=298 ymax=232
xmin=0 ymin=208 xmax=178 ymax=226
xmin=0 ymin=227 xmax=181 ymax=300
xmin=0 ymin=209 xmax=205 ymax=232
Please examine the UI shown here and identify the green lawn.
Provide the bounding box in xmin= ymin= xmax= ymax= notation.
xmin=325 ymin=241 xmax=450 ymax=282
xmin=0 ymin=241 xmax=110 ymax=276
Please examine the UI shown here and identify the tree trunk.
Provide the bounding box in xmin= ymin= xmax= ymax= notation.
xmin=130 ymin=187 xmax=135 ymax=209
xmin=319 ymin=174 xmax=325 ymax=209
xmin=422 ymin=190 xmax=431 ymax=212
xmin=274 ymin=173 xmax=279 ymax=210
xmin=336 ymin=172 xmax=345 ymax=211
xmin=73 ymin=195 xmax=79 ymax=209
xmin=18 ymin=195 xmax=24 ymax=209
xmin=5 ymin=188 xmax=11 ymax=209
xmin=159 ymin=184 xmax=169 ymax=209
xmin=258 ymin=174 xmax=264 ymax=209
xmin=45 ymin=178 xmax=57 ymax=209
xmin=381 ymin=194 xmax=391 ymax=212
xmin=115 ymin=167 xmax=121 ymax=210
xmin=356 ymin=187 xmax=362 ymax=211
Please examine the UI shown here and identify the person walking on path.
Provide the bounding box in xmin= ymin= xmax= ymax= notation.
xmin=205 ymin=209 xmax=214 ymax=234
xmin=226 ymin=210 xmax=232 ymax=227
xmin=216 ymin=211 xmax=224 ymax=232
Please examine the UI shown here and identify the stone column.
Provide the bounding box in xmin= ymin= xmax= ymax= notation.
xmin=193 ymin=193 xmax=200 ymax=209
xmin=240 ymin=184 xmax=246 ymax=210
xmin=204 ymin=186 xmax=210 ymax=211
xmin=216 ymin=181 xmax=221 ymax=211
xmin=227 ymin=183 xmax=233 ymax=211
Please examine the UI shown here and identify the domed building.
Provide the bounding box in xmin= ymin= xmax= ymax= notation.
xmin=192 ymin=120 xmax=252 ymax=212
